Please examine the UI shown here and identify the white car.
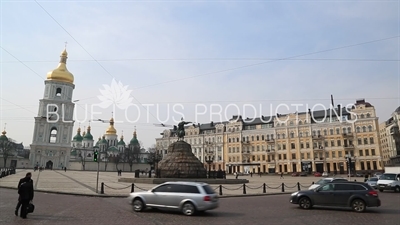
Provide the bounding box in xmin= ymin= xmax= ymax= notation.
xmin=308 ymin=177 xmax=348 ymax=190
xmin=377 ymin=173 xmax=400 ymax=192
xmin=128 ymin=181 xmax=219 ymax=216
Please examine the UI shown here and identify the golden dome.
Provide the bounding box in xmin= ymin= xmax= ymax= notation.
xmin=105 ymin=117 xmax=117 ymax=135
xmin=46 ymin=48 xmax=74 ymax=84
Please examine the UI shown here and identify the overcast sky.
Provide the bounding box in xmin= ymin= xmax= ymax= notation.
xmin=1 ymin=0 xmax=399 ymax=148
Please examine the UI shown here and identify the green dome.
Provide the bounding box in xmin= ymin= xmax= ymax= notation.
xmin=72 ymin=128 xmax=83 ymax=142
xmin=118 ymin=136 xmax=126 ymax=146
xmin=83 ymin=132 xmax=93 ymax=141
xmin=130 ymin=130 xmax=139 ymax=146
xmin=0 ymin=130 xmax=8 ymax=142
xmin=95 ymin=137 xmax=101 ymax=146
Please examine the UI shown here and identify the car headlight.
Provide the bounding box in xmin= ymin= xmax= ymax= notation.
xmin=291 ymin=192 xmax=298 ymax=196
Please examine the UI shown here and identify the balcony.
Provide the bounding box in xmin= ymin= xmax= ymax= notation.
xmin=266 ymin=149 xmax=275 ymax=154
xmin=313 ymin=146 xmax=324 ymax=151
xmin=265 ymin=139 xmax=275 ymax=143
xmin=312 ymin=135 xmax=325 ymax=140
xmin=241 ymin=141 xmax=250 ymax=145
xmin=344 ymin=144 xmax=355 ymax=150
xmin=314 ymin=157 xmax=324 ymax=162
xmin=342 ymin=132 xmax=354 ymax=137
xmin=242 ymin=151 xmax=251 ymax=156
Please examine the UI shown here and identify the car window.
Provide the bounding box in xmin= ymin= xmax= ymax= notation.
xmin=319 ymin=184 xmax=334 ymax=191
xmin=202 ymin=185 xmax=215 ymax=194
xmin=379 ymin=174 xmax=396 ymax=180
xmin=316 ymin=179 xmax=330 ymax=185
xmin=171 ymin=184 xmax=200 ymax=193
xmin=153 ymin=184 xmax=173 ymax=192
xmin=369 ymin=177 xmax=378 ymax=181
xmin=353 ymin=184 xmax=367 ymax=190
xmin=334 ymin=184 xmax=354 ymax=191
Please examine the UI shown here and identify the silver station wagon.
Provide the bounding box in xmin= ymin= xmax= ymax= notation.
xmin=128 ymin=181 xmax=219 ymax=216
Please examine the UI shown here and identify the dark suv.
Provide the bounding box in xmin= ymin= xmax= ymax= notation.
xmin=290 ymin=181 xmax=381 ymax=212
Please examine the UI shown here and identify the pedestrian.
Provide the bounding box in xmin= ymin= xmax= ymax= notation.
xmin=250 ymin=172 xmax=253 ymax=177
xmin=280 ymin=172 xmax=284 ymax=179
xmin=119 ymin=169 xmax=122 ymax=176
xmin=64 ymin=167 xmax=66 ymax=172
xmin=259 ymin=172 xmax=262 ymax=177
xmin=16 ymin=172 xmax=34 ymax=219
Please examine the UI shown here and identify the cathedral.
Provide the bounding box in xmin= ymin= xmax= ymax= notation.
xmin=29 ymin=48 xmax=142 ymax=169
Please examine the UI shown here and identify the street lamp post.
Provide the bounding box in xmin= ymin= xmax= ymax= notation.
xmin=205 ymin=154 xmax=214 ymax=179
xmin=93 ymin=146 xmax=100 ymax=193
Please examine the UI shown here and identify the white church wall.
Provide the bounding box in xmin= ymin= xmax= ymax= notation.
xmin=68 ymin=161 xmax=150 ymax=172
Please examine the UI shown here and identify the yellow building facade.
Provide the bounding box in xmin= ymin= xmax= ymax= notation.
xmin=156 ymin=99 xmax=385 ymax=174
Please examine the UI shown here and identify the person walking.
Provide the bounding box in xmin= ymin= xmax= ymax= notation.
xmin=16 ymin=172 xmax=34 ymax=218
xmin=280 ymin=172 xmax=284 ymax=179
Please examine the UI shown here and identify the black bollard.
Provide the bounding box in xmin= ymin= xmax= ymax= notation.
xmin=281 ymin=183 xmax=285 ymax=192
xmin=312 ymin=181 xmax=314 ymax=184
xmin=219 ymin=185 xmax=223 ymax=196
xmin=297 ymin=182 xmax=301 ymax=191
xmin=263 ymin=183 xmax=266 ymax=193
xmin=243 ymin=184 xmax=247 ymax=194
xmin=131 ymin=183 xmax=134 ymax=193
xmin=101 ymin=182 xmax=104 ymax=194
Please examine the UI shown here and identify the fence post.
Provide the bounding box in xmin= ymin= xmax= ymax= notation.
xmin=281 ymin=183 xmax=285 ymax=192
xmin=297 ymin=182 xmax=301 ymax=191
xmin=263 ymin=183 xmax=266 ymax=193
xmin=131 ymin=183 xmax=134 ymax=193
xmin=219 ymin=185 xmax=223 ymax=196
xmin=101 ymin=182 xmax=104 ymax=194
xmin=312 ymin=181 xmax=314 ymax=184
xmin=243 ymin=184 xmax=247 ymax=194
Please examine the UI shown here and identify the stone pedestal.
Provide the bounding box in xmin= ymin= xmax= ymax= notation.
xmin=158 ymin=141 xmax=207 ymax=178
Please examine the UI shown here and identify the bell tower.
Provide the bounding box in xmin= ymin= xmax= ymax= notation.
xmin=29 ymin=48 xmax=75 ymax=169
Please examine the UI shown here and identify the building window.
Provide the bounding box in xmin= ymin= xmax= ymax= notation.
xmin=331 ymin=140 xmax=335 ymax=147
xmin=371 ymin=149 xmax=376 ymax=155
xmin=369 ymin=137 xmax=374 ymax=144
xmin=361 ymin=114 xmax=365 ymax=119
xmin=364 ymin=138 xmax=368 ymax=145
xmin=330 ymin=129 xmax=334 ymax=135
xmin=291 ymin=143 xmax=295 ymax=149
xmin=306 ymin=142 xmax=310 ymax=148
xmin=299 ymin=120 xmax=302 ymax=125
xmin=299 ymin=132 xmax=303 ymax=137
xmin=337 ymin=140 xmax=341 ymax=146
xmin=356 ymin=127 xmax=361 ymax=133
xmin=261 ymin=135 xmax=264 ymax=140
xmin=365 ymin=149 xmax=369 ymax=156
xmin=290 ymin=132 xmax=294 ymax=138
xmin=362 ymin=126 xmax=367 ymax=132
xmin=323 ymin=130 xmax=327 ymax=136
xmin=359 ymin=150 xmax=363 ymax=156
xmin=282 ymin=133 xmax=286 ymax=139
xmin=300 ymin=143 xmax=304 ymax=148
xmin=283 ymin=144 xmax=286 ymax=150
xmin=292 ymin=153 xmax=296 ymax=159
xmin=342 ymin=127 xmax=346 ymax=134
xmin=305 ymin=132 xmax=309 ymax=137
xmin=367 ymin=113 xmax=371 ymax=118
xmin=358 ymin=138 xmax=362 ymax=145
xmin=56 ymin=88 xmax=62 ymax=97
xmin=256 ymin=136 xmax=259 ymax=141
xmin=347 ymin=127 xmax=351 ymax=133
xmin=313 ymin=130 xmax=316 ymax=136
xmin=332 ymin=151 xmax=336 ymax=158
xmin=252 ymin=136 xmax=254 ymax=141
xmin=283 ymin=154 xmax=287 ymax=160
xmin=368 ymin=125 xmax=373 ymax=132
xmin=49 ymin=128 xmax=57 ymax=143
xmin=336 ymin=128 xmax=340 ymax=134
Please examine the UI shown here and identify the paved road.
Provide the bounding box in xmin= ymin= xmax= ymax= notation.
xmin=1 ymin=188 xmax=399 ymax=225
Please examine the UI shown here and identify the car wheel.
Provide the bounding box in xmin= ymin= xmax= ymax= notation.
xmin=298 ymin=197 xmax=312 ymax=209
xmin=379 ymin=189 xmax=384 ymax=192
xmin=351 ymin=199 xmax=366 ymax=213
xmin=394 ymin=186 xmax=400 ymax=193
xmin=182 ymin=202 xmax=196 ymax=216
xmin=132 ymin=198 xmax=145 ymax=212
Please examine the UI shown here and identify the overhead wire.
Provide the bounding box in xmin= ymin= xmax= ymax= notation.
xmin=34 ymin=0 xmax=159 ymax=122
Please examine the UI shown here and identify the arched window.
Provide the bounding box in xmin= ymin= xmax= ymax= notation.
xmin=256 ymin=136 xmax=259 ymax=141
xmin=261 ymin=135 xmax=264 ymax=140
xmin=56 ymin=88 xmax=62 ymax=97
xmin=312 ymin=130 xmax=316 ymax=136
xmin=360 ymin=114 xmax=365 ymax=119
xmin=298 ymin=120 xmax=302 ymax=125
xmin=336 ymin=128 xmax=340 ymax=134
xmin=299 ymin=132 xmax=303 ymax=137
xmin=251 ymin=136 xmax=254 ymax=141
xmin=347 ymin=127 xmax=351 ymax=133
xmin=356 ymin=127 xmax=361 ymax=133
xmin=317 ymin=130 xmax=321 ymax=136
xmin=290 ymin=132 xmax=294 ymax=138
xmin=330 ymin=129 xmax=334 ymax=135
xmin=266 ymin=134 xmax=270 ymax=140
xmin=305 ymin=131 xmax=309 ymax=137
xmin=323 ymin=130 xmax=327 ymax=136
xmin=362 ymin=126 xmax=367 ymax=132
xmin=342 ymin=127 xmax=347 ymax=134
xmin=228 ymin=138 xmax=231 ymax=143
xmin=368 ymin=125 xmax=373 ymax=132
xmin=289 ymin=121 xmax=293 ymax=126
xmin=282 ymin=133 xmax=286 ymax=139
xmin=277 ymin=134 xmax=281 ymax=139
xmin=49 ymin=128 xmax=57 ymax=143
xmin=366 ymin=113 xmax=371 ymax=118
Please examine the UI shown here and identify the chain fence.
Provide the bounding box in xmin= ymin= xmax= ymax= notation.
xmin=99 ymin=181 xmax=313 ymax=195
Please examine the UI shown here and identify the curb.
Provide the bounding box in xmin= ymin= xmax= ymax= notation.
xmin=0 ymin=186 xmax=289 ymax=198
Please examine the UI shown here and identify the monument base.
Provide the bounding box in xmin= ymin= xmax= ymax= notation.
xmin=118 ymin=177 xmax=249 ymax=185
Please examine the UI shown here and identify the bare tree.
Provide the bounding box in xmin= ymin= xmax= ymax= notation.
xmin=103 ymin=152 xmax=110 ymax=171
xmin=124 ymin=145 xmax=139 ymax=172
xmin=77 ymin=148 xmax=87 ymax=171
xmin=0 ymin=139 xmax=16 ymax=168
xmin=109 ymin=154 xmax=122 ymax=170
